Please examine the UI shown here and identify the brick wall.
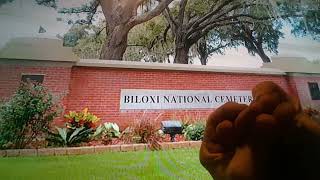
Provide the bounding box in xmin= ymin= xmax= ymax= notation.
xmin=66 ymin=67 xmax=293 ymax=129
xmin=0 ymin=64 xmax=73 ymax=126
xmin=289 ymin=75 xmax=320 ymax=108
xmin=0 ymin=65 xmax=72 ymax=98
xmin=2 ymin=63 xmax=315 ymax=129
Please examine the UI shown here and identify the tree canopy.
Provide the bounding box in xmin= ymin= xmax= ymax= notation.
xmin=1 ymin=0 xmax=319 ymax=64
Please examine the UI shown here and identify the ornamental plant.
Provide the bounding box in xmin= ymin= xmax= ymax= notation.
xmin=0 ymin=82 xmax=60 ymax=149
xmin=64 ymin=108 xmax=100 ymax=129
xmin=47 ymin=108 xmax=100 ymax=147
xmin=120 ymin=112 xmax=163 ymax=150
xmin=183 ymin=122 xmax=206 ymax=141
xmin=92 ymin=122 xmax=120 ymax=145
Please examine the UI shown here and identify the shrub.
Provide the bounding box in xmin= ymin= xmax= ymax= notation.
xmin=92 ymin=122 xmax=120 ymax=145
xmin=64 ymin=108 xmax=100 ymax=129
xmin=47 ymin=108 xmax=100 ymax=147
xmin=119 ymin=112 xmax=163 ymax=150
xmin=183 ymin=122 xmax=205 ymax=141
xmin=180 ymin=115 xmax=206 ymax=132
xmin=0 ymin=82 xmax=60 ymax=149
xmin=47 ymin=127 xmax=93 ymax=147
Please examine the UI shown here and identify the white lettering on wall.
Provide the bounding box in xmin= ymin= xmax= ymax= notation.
xmin=120 ymin=89 xmax=252 ymax=110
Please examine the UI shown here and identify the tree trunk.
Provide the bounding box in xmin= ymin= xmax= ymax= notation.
xmin=174 ymin=46 xmax=190 ymax=64
xmin=100 ymin=25 xmax=130 ymax=60
xmin=200 ymin=54 xmax=208 ymax=65
xmin=197 ymin=37 xmax=208 ymax=65
xmin=255 ymin=44 xmax=271 ymax=63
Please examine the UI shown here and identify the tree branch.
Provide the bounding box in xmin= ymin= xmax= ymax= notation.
xmin=188 ymin=0 xmax=234 ymax=30
xmin=130 ymin=0 xmax=174 ymax=27
xmin=178 ymin=0 xmax=188 ymax=24
xmin=188 ymin=20 xmax=253 ymax=45
xmin=59 ymin=0 xmax=100 ymax=25
xmin=163 ymin=7 xmax=177 ymax=34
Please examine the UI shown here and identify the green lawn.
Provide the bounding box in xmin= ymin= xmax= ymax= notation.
xmin=0 ymin=148 xmax=212 ymax=180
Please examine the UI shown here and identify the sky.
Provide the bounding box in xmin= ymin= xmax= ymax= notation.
xmin=0 ymin=0 xmax=319 ymax=68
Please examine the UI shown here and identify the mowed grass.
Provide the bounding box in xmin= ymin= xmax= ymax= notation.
xmin=0 ymin=148 xmax=212 ymax=180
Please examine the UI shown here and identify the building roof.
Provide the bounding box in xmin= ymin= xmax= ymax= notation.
xmin=0 ymin=37 xmax=79 ymax=62
xmin=263 ymin=57 xmax=320 ymax=74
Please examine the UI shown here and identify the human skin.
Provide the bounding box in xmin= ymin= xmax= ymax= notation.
xmin=200 ymin=81 xmax=320 ymax=180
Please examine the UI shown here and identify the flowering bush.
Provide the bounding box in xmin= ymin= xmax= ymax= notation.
xmin=64 ymin=108 xmax=100 ymax=129
xmin=47 ymin=108 xmax=100 ymax=147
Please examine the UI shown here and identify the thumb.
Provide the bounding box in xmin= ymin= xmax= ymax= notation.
xmin=226 ymin=145 xmax=255 ymax=180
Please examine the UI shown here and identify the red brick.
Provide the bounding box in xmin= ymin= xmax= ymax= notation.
xmin=2 ymin=64 xmax=316 ymax=130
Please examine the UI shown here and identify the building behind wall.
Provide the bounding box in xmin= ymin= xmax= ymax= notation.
xmin=0 ymin=38 xmax=320 ymax=128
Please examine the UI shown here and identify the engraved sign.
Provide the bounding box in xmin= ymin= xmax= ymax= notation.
xmin=120 ymin=89 xmax=252 ymax=110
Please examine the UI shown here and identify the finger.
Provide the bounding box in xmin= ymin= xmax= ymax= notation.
xmin=226 ymin=145 xmax=255 ymax=180
xmin=234 ymin=102 xmax=263 ymax=142
xmin=216 ymin=120 xmax=235 ymax=146
xmin=204 ymin=102 xmax=248 ymax=143
xmin=273 ymin=101 xmax=297 ymax=128
xmin=252 ymin=113 xmax=279 ymax=143
xmin=255 ymin=94 xmax=282 ymax=114
xmin=200 ymin=142 xmax=232 ymax=179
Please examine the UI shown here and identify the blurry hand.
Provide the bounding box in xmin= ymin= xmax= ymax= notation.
xmin=200 ymin=81 xmax=320 ymax=180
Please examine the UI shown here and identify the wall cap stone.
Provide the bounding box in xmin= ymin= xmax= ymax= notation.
xmin=76 ymin=59 xmax=286 ymax=75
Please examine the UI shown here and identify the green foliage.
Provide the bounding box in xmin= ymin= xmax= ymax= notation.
xmin=0 ymin=0 xmax=14 ymax=6
xmin=70 ymin=23 xmax=106 ymax=59
xmin=47 ymin=127 xmax=93 ymax=147
xmin=63 ymin=24 xmax=89 ymax=47
xmin=92 ymin=122 xmax=120 ymax=144
xmin=47 ymin=108 xmax=100 ymax=147
xmin=64 ymin=108 xmax=100 ymax=129
xmin=126 ymin=16 xmax=174 ymax=62
xmin=0 ymin=82 xmax=60 ymax=149
xmin=291 ymin=10 xmax=320 ymax=41
xmin=183 ymin=122 xmax=205 ymax=141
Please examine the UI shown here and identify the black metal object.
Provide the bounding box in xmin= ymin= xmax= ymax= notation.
xmin=161 ymin=120 xmax=182 ymax=142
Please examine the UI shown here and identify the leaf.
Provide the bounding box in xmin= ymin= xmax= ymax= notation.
xmin=69 ymin=127 xmax=85 ymax=142
xmin=56 ymin=127 xmax=67 ymax=145
xmin=92 ymin=124 xmax=103 ymax=138
xmin=111 ymin=123 xmax=120 ymax=132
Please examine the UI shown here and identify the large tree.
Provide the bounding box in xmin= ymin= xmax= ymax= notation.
xmin=196 ymin=32 xmax=235 ymax=65
xmin=228 ymin=21 xmax=284 ymax=63
xmin=1 ymin=0 xmax=174 ymax=60
xmin=163 ymin=0 xmax=316 ymax=64
xmin=282 ymin=0 xmax=320 ymax=41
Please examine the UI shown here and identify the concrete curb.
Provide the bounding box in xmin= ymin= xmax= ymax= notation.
xmin=0 ymin=141 xmax=202 ymax=157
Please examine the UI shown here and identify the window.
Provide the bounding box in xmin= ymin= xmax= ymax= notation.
xmin=21 ymin=74 xmax=44 ymax=83
xmin=308 ymin=82 xmax=320 ymax=100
